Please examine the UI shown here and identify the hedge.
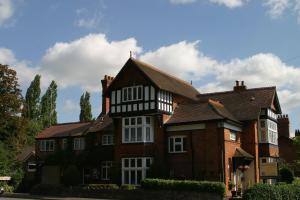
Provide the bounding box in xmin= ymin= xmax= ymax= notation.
xmin=81 ymin=184 xmax=119 ymax=191
xmin=141 ymin=178 xmax=225 ymax=198
xmin=30 ymin=184 xmax=64 ymax=195
xmin=243 ymin=183 xmax=300 ymax=200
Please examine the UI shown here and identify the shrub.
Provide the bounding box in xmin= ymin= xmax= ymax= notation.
xmin=280 ymin=167 xmax=294 ymax=184
xmin=120 ymin=184 xmax=137 ymax=190
xmin=82 ymin=184 xmax=119 ymax=191
xmin=243 ymin=183 xmax=300 ymax=200
xmin=1 ymin=184 xmax=14 ymax=193
xmin=61 ymin=165 xmax=81 ymax=186
xmin=30 ymin=184 xmax=64 ymax=195
xmin=141 ymin=178 xmax=225 ymax=198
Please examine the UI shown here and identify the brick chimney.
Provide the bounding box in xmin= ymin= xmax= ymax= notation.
xmin=295 ymin=129 xmax=300 ymax=137
xmin=278 ymin=114 xmax=290 ymax=138
xmin=233 ymin=80 xmax=247 ymax=92
xmin=101 ymin=75 xmax=114 ymax=114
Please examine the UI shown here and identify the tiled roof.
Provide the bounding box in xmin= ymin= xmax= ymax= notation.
xmin=36 ymin=122 xmax=91 ymax=139
xmin=197 ymin=87 xmax=279 ymax=121
xmin=16 ymin=146 xmax=35 ymax=162
xmin=165 ymin=99 xmax=239 ymax=125
xmin=88 ymin=114 xmax=113 ymax=133
xmin=233 ymin=147 xmax=254 ymax=159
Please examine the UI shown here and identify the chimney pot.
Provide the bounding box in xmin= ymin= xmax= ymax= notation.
xmin=241 ymin=81 xmax=244 ymax=86
xmin=236 ymin=80 xmax=239 ymax=86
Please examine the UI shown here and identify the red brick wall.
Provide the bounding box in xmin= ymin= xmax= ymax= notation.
xmin=279 ymin=137 xmax=296 ymax=163
xmin=259 ymin=143 xmax=279 ymax=157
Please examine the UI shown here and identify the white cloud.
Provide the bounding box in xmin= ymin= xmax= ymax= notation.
xmin=294 ymin=0 xmax=300 ymax=23
xmin=0 ymin=0 xmax=14 ymax=27
xmin=263 ymin=0 xmax=290 ymax=18
xmin=63 ymin=99 xmax=79 ymax=113
xmin=209 ymin=0 xmax=246 ymax=8
xmin=169 ymin=0 xmax=197 ymax=4
xmin=74 ymin=7 xmax=103 ymax=29
xmin=40 ymin=33 xmax=142 ymax=92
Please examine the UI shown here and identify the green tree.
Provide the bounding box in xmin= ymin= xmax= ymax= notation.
xmin=0 ymin=64 xmax=23 ymax=141
xmin=23 ymin=75 xmax=41 ymax=120
xmin=79 ymin=91 xmax=92 ymax=122
xmin=40 ymin=81 xmax=57 ymax=128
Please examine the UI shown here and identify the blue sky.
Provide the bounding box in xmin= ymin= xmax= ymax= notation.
xmin=1 ymin=0 xmax=300 ymax=134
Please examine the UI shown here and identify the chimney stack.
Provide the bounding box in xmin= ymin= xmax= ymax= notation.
xmin=278 ymin=114 xmax=290 ymax=138
xmin=295 ymin=129 xmax=300 ymax=137
xmin=234 ymin=80 xmax=247 ymax=92
xmin=101 ymin=75 xmax=114 ymax=114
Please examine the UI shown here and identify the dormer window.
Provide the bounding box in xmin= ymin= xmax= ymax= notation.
xmin=122 ymin=86 xmax=143 ymax=102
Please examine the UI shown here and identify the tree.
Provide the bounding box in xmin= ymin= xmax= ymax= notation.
xmin=23 ymin=75 xmax=41 ymax=120
xmin=279 ymin=166 xmax=294 ymax=184
xmin=40 ymin=81 xmax=57 ymax=128
xmin=79 ymin=91 xmax=92 ymax=122
xmin=0 ymin=64 xmax=23 ymax=141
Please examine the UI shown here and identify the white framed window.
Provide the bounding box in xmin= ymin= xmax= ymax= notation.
xmin=230 ymin=131 xmax=237 ymax=141
xmin=102 ymin=135 xmax=114 ymax=145
xmin=168 ymin=136 xmax=187 ymax=153
xmin=27 ymin=162 xmax=36 ymax=172
xmin=122 ymin=86 xmax=143 ymax=102
xmin=73 ymin=137 xmax=85 ymax=150
xmin=39 ymin=140 xmax=55 ymax=152
xmin=62 ymin=138 xmax=68 ymax=150
xmin=122 ymin=116 xmax=153 ymax=143
xmin=101 ymin=161 xmax=112 ymax=180
xmin=122 ymin=157 xmax=152 ymax=185
xmin=259 ymin=119 xmax=278 ymax=145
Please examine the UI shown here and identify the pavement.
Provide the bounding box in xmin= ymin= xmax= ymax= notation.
xmin=0 ymin=193 xmax=113 ymax=200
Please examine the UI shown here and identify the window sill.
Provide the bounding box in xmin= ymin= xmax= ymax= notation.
xmin=168 ymin=151 xmax=187 ymax=154
xmin=122 ymin=141 xmax=154 ymax=144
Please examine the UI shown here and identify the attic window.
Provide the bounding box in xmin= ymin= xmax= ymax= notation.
xmin=122 ymin=86 xmax=143 ymax=102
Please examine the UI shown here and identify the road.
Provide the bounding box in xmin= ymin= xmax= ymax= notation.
xmin=1 ymin=195 xmax=114 ymax=200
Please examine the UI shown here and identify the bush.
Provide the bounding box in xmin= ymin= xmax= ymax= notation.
xmin=120 ymin=184 xmax=137 ymax=190
xmin=243 ymin=183 xmax=300 ymax=200
xmin=30 ymin=184 xmax=64 ymax=195
xmin=141 ymin=178 xmax=225 ymax=198
xmin=1 ymin=184 xmax=14 ymax=193
xmin=82 ymin=184 xmax=119 ymax=190
xmin=280 ymin=167 xmax=294 ymax=184
xmin=61 ymin=165 xmax=81 ymax=186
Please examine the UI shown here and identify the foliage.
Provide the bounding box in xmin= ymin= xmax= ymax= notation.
xmin=82 ymin=184 xmax=119 ymax=190
xmin=30 ymin=184 xmax=64 ymax=195
xmin=279 ymin=167 xmax=294 ymax=184
xmin=40 ymin=80 xmax=57 ymax=128
xmin=23 ymin=75 xmax=41 ymax=120
xmin=120 ymin=184 xmax=137 ymax=190
xmin=0 ymin=184 xmax=14 ymax=193
xmin=79 ymin=91 xmax=92 ymax=122
xmin=243 ymin=183 xmax=300 ymax=200
xmin=141 ymin=178 xmax=226 ymax=198
xmin=61 ymin=165 xmax=81 ymax=186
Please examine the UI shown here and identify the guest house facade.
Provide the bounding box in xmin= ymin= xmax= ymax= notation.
xmin=35 ymin=57 xmax=291 ymax=193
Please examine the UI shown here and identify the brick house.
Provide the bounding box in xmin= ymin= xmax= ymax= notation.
xmin=35 ymin=57 xmax=291 ymax=194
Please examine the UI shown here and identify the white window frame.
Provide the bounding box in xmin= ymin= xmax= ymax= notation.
xmin=122 ymin=85 xmax=143 ymax=102
xmin=101 ymin=161 xmax=112 ymax=180
xmin=102 ymin=134 xmax=114 ymax=145
xmin=122 ymin=116 xmax=154 ymax=143
xmin=122 ymin=157 xmax=152 ymax=185
xmin=27 ymin=162 xmax=36 ymax=172
xmin=73 ymin=137 xmax=85 ymax=150
xmin=39 ymin=140 xmax=55 ymax=152
xmin=62 ymin=138 xmax=68 ymax=150
xmin=168 ymin=136 xmax=187 ymax=153
xmin=230 ymin=131 xmax=237 ymax=141
xmin=259 ymin=119 xmax=278 ymax=145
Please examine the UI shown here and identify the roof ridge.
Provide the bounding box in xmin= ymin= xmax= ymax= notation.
xmin=51 ymin=121 xmax=91 ymax=126
xmin=131 ymin=58 xmax=194 ymax=88
xmin=200 ymin=86 xmax=276 ymax=96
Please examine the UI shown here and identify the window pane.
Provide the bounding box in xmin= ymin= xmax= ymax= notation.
xmin=146 ymin=127 xmax=151 ymax=141
xmin=137 ymin=127 xmax=142 ymax=141
xmin=124 ymin=170 xmax=129 ymax=184
xmin=146 ymin=158 xmax=151 ymax=168
xmin=125 ymin=118 xmax=129 ymax=125
xmin=131 ymin=118 xmax=136 ymax=125
xmin=137 ymin=158 xmax=142 ymax=167
xmin=138 ymin=87 xmax=142 ymax=99
xmin=175 ymin=144 xmax=181 ymax=152
xmin=137 ymin=170 xmax=142 ymax=184
xmin=133 ymin=87 xmax=137 ymax=100
xmin=169 ymin=138 xmax=174 ymax=152
xmin=175 ymin=138 xmax=181 ymax=143
xmin=182 ymin=138 xmax=187 ymax=151
xmin=131 ymin=128 xmax=136 ymax=141
xmin=146 ymin=117 xmax=151 ymax=124
xmin=128 ymin=88 xmax=132 ymax=100
xmin=137 ymin=117 xmax=142 ymax=125
xmin=124 ymin=159 xmax=129 ymax=168
xmin=125 ymin=128 xmax=129 ymax=142
xmin=131 ymin=171 xmax=136 ymax=185
xmin=130 ymin=159 xmax=136 ymax=168
xmin=124 ymin=89 xmax=127 ymax=101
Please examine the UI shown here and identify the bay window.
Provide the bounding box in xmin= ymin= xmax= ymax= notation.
xmin=122 ymin=157 xmax=152 ymax=185
xmin=122 ymin=116 xmax=153 ymax=143
xmin=259 ymin=119 xmax=278 ymax=145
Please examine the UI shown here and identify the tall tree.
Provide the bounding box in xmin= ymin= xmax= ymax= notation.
xmin=0 ymin=64 xmax=23 ymax=141
xmin=79 ymin=91 xmax=92 ymax=122
xmin=40 ymin=80 xmax=57 ymax=128
xmin=23 ymin=75 xmax=41 ymax=120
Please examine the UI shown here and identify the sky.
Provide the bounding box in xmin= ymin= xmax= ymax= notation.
xmin=1 ymin=0 xmax=300 ymax=135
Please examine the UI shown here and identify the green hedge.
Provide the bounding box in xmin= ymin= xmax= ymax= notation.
xmin=120 ymin=184 xmax=137 ymax=190
xmin=243 ymin=183 xmax=300 ymax=200
xmin=81 ymin=184 xmax=119 ymax=190
xmin=141 ymin=178 xmax=225 ymax=198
